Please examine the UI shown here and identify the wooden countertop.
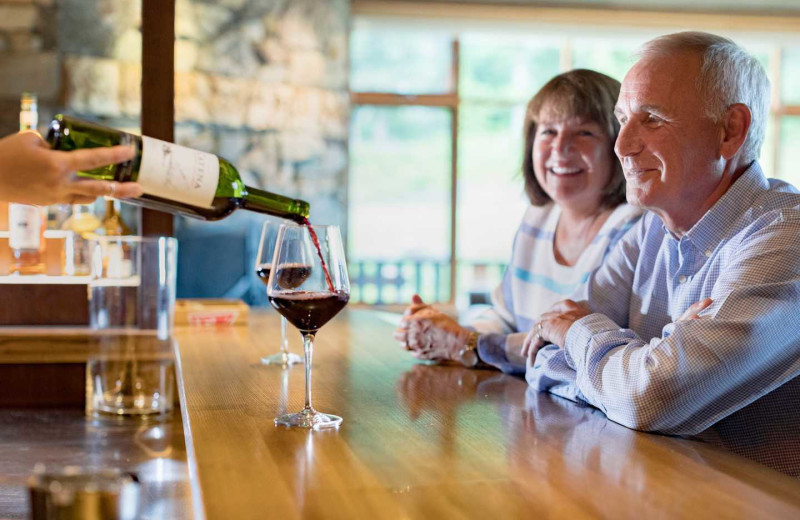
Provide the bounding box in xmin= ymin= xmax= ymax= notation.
xmin=174 ymin=309 xmax=800 ymax=519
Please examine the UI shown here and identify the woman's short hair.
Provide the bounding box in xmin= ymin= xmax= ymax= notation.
xmin=522 ymin=69 xmax=625 ymax=208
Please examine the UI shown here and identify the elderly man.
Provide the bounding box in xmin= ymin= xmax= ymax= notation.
xmin=522 ymin=31 xmax=800 ymax=477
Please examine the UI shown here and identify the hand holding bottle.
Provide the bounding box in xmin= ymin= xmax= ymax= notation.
xmin=0 ymin=131 xmax=142 ymax=205
xmin=47 ymin=115 xmax=310 ymax=222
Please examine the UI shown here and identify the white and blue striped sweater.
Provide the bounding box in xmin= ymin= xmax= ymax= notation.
xmin=471 ymin=201 xmax=642 ymax=371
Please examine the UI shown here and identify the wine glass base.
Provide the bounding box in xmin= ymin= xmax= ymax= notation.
xmin=261 ymin=351 xmax=303 ymax=367
xmin=275 ymin=408 xmax=342 ymax=430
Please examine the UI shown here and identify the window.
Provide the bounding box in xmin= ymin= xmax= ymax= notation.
xmin=456 ymin=34 xmax=561 ymax=306
xmin=349 ymin=105 xmax=452 ymax=303
xmin=349 ymin=16 xmax=800 ymax=307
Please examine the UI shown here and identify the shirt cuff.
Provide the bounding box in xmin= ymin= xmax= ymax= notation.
xmin=564 ymin=313 xmax=622 ymax=370
xmin=477 ymin=333 xmax=525 ymax=375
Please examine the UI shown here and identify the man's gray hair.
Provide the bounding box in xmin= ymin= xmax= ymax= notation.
xmin=640 ymin=31 xmax=770 ymax=163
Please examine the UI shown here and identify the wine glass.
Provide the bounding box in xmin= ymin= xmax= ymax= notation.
xmin=255 ymin=221 xmax=303 ymax=367
xmin=267 ymin=224 xmax=350 ymax=429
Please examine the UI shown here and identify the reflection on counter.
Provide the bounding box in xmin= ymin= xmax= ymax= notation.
xmin=86 ymin=335 xmax=176 ymax=419
xmin=0 ymin=409 xmax=192 ymax=520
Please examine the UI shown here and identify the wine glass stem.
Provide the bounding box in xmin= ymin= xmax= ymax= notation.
xmin=279 ymin=367 xmax=289 ymax=416
xmin=280 ymin=317 xmax=289 ymax=354
xmin=302 ymin=332 xmax=315 ymax=411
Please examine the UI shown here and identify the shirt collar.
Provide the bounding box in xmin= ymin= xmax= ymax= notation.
xmin=680 ymin=161 xmax=769 ymax=255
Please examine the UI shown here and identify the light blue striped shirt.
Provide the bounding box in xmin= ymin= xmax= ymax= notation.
xmin=472 ymin=203 xmax=642 ymax=372
xmin=527 ymin=162 xmax=800 ymax=477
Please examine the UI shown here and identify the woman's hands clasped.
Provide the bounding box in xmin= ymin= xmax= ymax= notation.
xmin=394 ymin=294 xmax=472 ymax=362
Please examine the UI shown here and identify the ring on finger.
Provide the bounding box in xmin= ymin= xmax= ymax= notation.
xmin=532 ymin=321 xmax=543 ymax=343
xmin=107 ymin=182 xmax=117 ymax=196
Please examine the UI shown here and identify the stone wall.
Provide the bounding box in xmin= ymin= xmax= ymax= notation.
xmin=173 ymin=0 xmax=350 ymax=301
xmin=0 ymin=0 xmax=349 ymax=224
xmin=0 ymin=0 xmax=58 ymax=135
xmin=174 ymin=0 xmax=350 ymax=226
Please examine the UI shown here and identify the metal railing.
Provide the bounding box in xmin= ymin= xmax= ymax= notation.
xmin=349 ymin=258 xmax=506 ymax=305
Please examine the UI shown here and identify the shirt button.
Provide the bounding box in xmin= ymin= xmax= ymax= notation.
xmin=705 ymin=250 xmax=712 ymax=257
xmin=678 ymin=275 xmax=688 ymax=284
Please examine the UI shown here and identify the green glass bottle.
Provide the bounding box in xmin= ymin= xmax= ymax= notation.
xmin=46 ymin=115 xmax=310 ymax=223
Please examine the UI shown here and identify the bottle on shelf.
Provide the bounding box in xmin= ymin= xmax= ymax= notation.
xmin=99 ymin=198 xmax=134 ymax=277
xmin=46 ymin=115 xmax=310 ymax=223
xmin=101 ymin=198 xmax=133 ymax=236
xmin=61 ymin=204 xmax=101 ymax=276
xmin=9 ymin=93 xmax=46 ymax=275
xmin=47 ymin=204 xmax=72 ymax=231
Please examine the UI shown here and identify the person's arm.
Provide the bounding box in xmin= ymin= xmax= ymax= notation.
xmin=470 ymin=215 xmax=528 ymax=337
xmin=524 ymin=215 xmax=646 ymax=395
xmin=580 ymin=212 xmax=645 ymax=328
xmin=471 ymin=268 xmax=529 ymax=374
xmin=560 ymin=214 xmax=800 ymax=435
xmin=0 ymin=131 xmax=142 ymax=205
xmin=396 ymin=218 xmax=524 ymax=369
xmin=492 ymin=207 xmax=645 ymax=376
xmin=469 ymin=270 xmax=518 ymax=335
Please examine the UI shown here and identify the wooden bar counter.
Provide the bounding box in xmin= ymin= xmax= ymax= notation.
xmin=174 ymin=309 xmax=800 ymax=519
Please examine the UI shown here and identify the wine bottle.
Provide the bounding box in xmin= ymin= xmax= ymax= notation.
xmin=9 ymin=92 xmax=46 ymax=275
xmin=102 ymin=198 xmax=133 ymax=236
xmin=46 ymin=115 xmax=310 ymax=223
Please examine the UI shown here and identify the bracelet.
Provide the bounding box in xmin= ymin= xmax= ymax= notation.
xmin=458 ymin=331 xmax=481 ymax=367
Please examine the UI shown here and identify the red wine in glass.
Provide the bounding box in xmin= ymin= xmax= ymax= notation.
xmin=255 ymin=264 xmax=271 ymax=286
xmin=302 ymin=217 xmax=334 ymax=292
xmin=256 ymin=263 xmax=312 ymax=290
xmin=268 ymin=223 xmax=349 ymax=429
xmin=255 ymin=222 xmax=302 ymax=367
xmin=275 ymin=263 xmax=312 ymax=290
xmin=269 ymin=290 xmax=350 ymax=333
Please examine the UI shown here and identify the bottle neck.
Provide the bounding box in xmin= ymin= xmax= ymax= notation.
xmin=241 ymin=186 xmax=309 ymax=224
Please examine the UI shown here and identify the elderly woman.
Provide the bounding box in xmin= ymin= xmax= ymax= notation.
xmin=395 ymin=69 xmax=642 ymax=373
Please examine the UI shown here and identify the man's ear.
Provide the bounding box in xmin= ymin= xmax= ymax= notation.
xmin=720 ymin=103 xmax=751 ymax=160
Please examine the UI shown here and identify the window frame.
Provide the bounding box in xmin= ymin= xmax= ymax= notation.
xmin=351 ymin=40 xmax=462 ymax=304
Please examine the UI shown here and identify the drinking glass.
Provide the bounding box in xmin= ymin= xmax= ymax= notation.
xmin=86 ymin=236 xmax=177 ymax=418
xmin=255 ymin=221 xmax=303 ymax=367
xmin=267 ymin=224 xmax=350 ymax=429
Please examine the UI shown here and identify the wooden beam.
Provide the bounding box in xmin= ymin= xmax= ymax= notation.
xmin=352 ymin=1 xmax=800 ymax=33
xmin=351 ymin=92 xmax=458 ymax=107
xmin=777 ymin=106 xmax=800 ymax=116
xmin=140 ymin=0 xmax=175 ymax=237
xmin=449 ymin=38 xmax=459 ymax=304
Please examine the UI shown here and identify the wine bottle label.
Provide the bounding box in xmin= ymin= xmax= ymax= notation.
xmin=9 ymin=204 xmax=41 ymax=250
xmin=139 ymin=136 xmax=220 ymax=208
